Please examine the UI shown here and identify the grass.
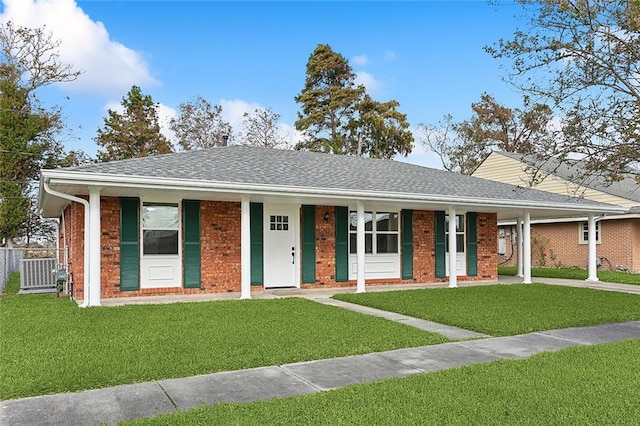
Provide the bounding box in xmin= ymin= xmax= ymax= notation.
xmin=1 ymin=271 xmax=20 ymax=294
xmin=334 ymin=284 xmax=640 ymax=336
xmin=499 ymin=265 xmax=640 ymax=285
xmin=0 ymin=295 xmax=446 ymax=401
xmin=126 ymin=339 xmax=640 ymax=425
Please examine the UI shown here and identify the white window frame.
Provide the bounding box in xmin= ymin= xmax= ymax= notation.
xmin=578 ymin=221 xmax=601 ymax=245
xmin=348 ymin=211 xmax=399 ymax=254
xmin=141 ymin=202 xmax=181 ymax=256
xmin=445 ymin=214 xmax=466 ymax=253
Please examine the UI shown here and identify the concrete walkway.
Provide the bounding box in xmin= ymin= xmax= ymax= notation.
xmin=2 ymin=320 xmax=640 ymax=426
xmin=3 ymin=276 xmax=640 ymax=425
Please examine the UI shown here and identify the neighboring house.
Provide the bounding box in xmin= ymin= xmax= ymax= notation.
xmin=38 ymin=146 xmax=624 ymax=306
xmin=473 ymin=151 xmax=640 ymax=273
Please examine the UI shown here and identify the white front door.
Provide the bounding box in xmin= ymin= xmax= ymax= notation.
xmin=263 ymin=205 xmax=298 ymax=288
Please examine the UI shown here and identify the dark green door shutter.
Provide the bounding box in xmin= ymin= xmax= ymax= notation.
xmin=120 ymin=197 xmax=140 ymax=291
xmin=183 ymin=200 xmax=201 ymax=288
xmin=335 ymin=206 xmax=349 ymax=282
xmin=466 ymin=212 xmax=478 ymax=276
xmin=401 ymin=209 xmax=413 ymax=279
xmin=301 ymin=205 xmax=316 ymax=283
xmin=435 ymin=210 xmax=446 ymax=278
xmin=250 ymin=202 xmax=264 ymax=285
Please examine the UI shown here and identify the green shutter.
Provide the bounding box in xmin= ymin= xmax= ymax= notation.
xmin=119 ymin=197 xmax=140 ymax=291
xmin=335 ymin=206 xmax=349 ymax=282
xmin=301 ymin=205 xmax=316 ymax=283
xmin=250 ymin=202 xmax=264 ymax=285
xmin=466 ymin=212 xmax=478 ymax=277
xmin=401 ymin=209 xmax=413 ymax=279
xmin=435 ymin=211 xmax=446 ymax=278
xmin=183 ymin=200 xmax=201 ymax=288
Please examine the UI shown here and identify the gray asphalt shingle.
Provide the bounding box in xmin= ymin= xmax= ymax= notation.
xmin=62 ymin=146 xmax=614 ymax=207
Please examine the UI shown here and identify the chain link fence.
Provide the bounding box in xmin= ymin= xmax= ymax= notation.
xmin=1 ymin=249 xmax=24 ymax=291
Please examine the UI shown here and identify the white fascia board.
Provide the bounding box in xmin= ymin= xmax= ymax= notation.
xmin=41 ymin=170 xmax=628 ymax=215
xmin=498 ymin=213 xmax=640 ymax=226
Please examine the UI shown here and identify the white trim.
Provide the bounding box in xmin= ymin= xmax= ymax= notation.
xmin=499 ymin=213 xmax=639 ymax=226
xmin=578 ymin=221 xmax=601 ymax=245
xmin=88 ymin=186 xmax=101 ymax=307
xmin=41 ymin=170 xmax=627 ymax=215
xmin=586 ymin=214 xmax=599 ymax=282
xmin=356 ymin=201 xmax=365 ymax=293
xmin=447 ymin=206 xmax=457 ymax=288
xmin=240 ymin=196 xmax=251 ymax=299
xmin=43 ymin=182 xmax=91 ymax=308
xmin=523 ymin=212 xmax=532 ymax=284
xmin=139 ymin=201 xmax=182 ymax=289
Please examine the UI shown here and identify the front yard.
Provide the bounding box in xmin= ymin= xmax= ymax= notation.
xmin=127 ymin=339 xmax=640 ymax=425
xmin=0 ymin=295 xmax=445 ymax=400
xmin=334 ymin=284 xmax=640 ymax=336
xmin=499 ymin=265 xmax=640 ymax=285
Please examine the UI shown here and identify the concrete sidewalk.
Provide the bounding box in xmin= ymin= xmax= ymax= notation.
xmin=3 ymin=320 xmax=640 ymax=426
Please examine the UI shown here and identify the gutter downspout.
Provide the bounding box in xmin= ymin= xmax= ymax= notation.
xmin=43 ymin=181 xmax=91 ymax=308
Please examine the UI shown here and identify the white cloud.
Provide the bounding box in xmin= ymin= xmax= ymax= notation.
xmin=157 ymin=103 xmax=177 ymax=143
xmin=395 ymin=127 xmax=443 ymax=169
xmin=0 ymin=0 xmax=157 ymax=95
xmin=352 ymin=54 xmax=369 ymax=66
xmin=355 ymin=71 xmax=381 ymax=92
xmin=220 ymin=98 xmax=262 ymax=132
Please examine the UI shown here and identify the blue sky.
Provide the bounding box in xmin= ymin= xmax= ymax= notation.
xmin=1 ymin=0 xmax=528 ymax=169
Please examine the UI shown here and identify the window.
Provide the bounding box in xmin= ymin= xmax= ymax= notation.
xmin=445 ymin=214 xmax=465 ymax=253
xmin=269 ymin=215 xmax=289 ymax=231
xmin=142 ymin=203 xmax=179 ymax=255
xmin=579 ymin=221 xmax=601 ymax=244
xmin=349 ymin=211 xmax=398 ymax=254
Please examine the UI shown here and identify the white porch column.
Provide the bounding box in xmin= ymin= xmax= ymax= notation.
xmin=448 ymin=206 xmax=457 ymax=288
xmin=516 ymin=218 xmax=524 ymax=278
xmin=240 ymin=196 xmax=251 ymax=299
xmin=586 ymin=214 xmax=599 ymax=282
xmin=88 ymin=186 xmax=101 ymax=307
xmin=355 ymin=201 xmax=366 ymax=293
xmin=523 ymin=211 xmax=532 ymax=284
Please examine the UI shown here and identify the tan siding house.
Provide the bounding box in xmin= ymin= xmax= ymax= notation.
xmin=473 ymin=152 xmax=640 ymax=273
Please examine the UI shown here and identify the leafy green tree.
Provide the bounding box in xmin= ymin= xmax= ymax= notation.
xmin=239 ymin=107 xmax=289 ymax=149
xmin=295 ymin=44 xmax=413 ymax=158
xmin=169 ymin=96 xmax=232 ymax=151
xmin=421 ymin=94 xmax=555 ymax=174
xmin=95 ymin=85 xmax=173 ymax=161
xmin=0 ymin=22 xmax=80 ymax=247
xmin=294 ymin=44 xmax=365 ymax=155
xmin=485 ymin=0 xmax=640 ymax=183
xmin=351 ymin=95 xmax=413 ymax=159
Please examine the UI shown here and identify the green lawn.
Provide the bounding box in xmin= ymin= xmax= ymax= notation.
xmin=499 ymin=265 xmax=640 ymax=285
xmin=127 ymin=339 xmax=640 ymax=425
xmin=0 ymin=295 xmax=445 ymax=400
xmin=334 ymin=284 xmax=640 ymax=336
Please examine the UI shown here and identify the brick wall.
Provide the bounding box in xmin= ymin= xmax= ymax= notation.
xmin=498 ymin=218 xmax=640 ymax=273
xmin=101 ymin=199 xmax=244 ymax=298
xmin=60 ymin=201 xmax=85 ymax=300
xmin=306 ymin=209 xmax=497 ymax=288
xmin=200 ymin=201 xmax=242 ymax=292
xmin=63 ymin=199 xmax=501 ymax=301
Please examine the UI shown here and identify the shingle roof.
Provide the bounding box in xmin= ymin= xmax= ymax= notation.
xmin=497 ymin=151 xmax=640 ymax=204
xmin=58 ymin=146 xmax=617 ymax=209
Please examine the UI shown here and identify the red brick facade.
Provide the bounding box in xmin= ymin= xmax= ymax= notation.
xmin=499 ymin=218 xmax=640 ymax=273
xmin=60 ymin=198 xmax=499 ymax=301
